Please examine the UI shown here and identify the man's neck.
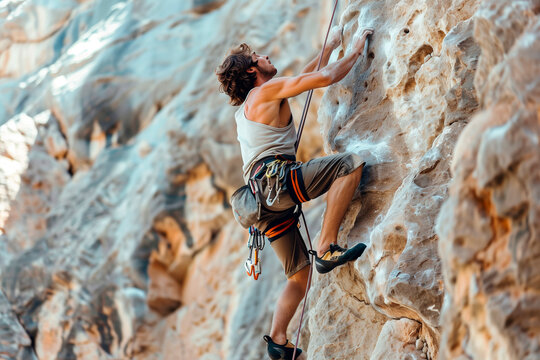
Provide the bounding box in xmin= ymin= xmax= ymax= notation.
xmin=254 ymin=75 xmax=272 ymax=87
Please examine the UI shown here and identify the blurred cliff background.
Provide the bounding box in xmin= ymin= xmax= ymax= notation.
xmin=0 ymin=0 xmax=538 ymax=359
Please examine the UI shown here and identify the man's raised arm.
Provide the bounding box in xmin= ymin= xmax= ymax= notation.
xmin=258 ymin=28 xmax=374 ymax=102
xmin=301 ymin=26 xmax=343 ymax=74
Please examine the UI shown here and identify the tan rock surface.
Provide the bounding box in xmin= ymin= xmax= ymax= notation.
xmin=369 ymin=318 xmax=423 ymax=360
xmin=0 ymin=0 xmax=538 ymax=359
xmin=436 ymin=1 xmax=540 ymax=359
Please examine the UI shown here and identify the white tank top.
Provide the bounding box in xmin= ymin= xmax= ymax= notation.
xmin=235 ymin=92 xmax=296 ymax=183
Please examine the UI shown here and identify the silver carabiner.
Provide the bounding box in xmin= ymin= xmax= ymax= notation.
xmin=279 ymin=163 xmax=286 ymax=180
xmin=254 ymin=259 xmax=261 ymax=276
xmin=266 ymin=179 xmax=282 ymax=206
xmin=265 ymin=160 xmax=279 ymax=178
xmin=266 ymin=186 xmax=278 ymax=206
xmin=245 ymin=259 xmax=253 ymax=274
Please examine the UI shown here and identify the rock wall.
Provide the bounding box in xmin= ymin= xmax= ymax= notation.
xmin=0 ymin=0 xmax=538 ymax=359
xmin=305 ymin=1 xmax=539 ymax=360
xmin=436 ymin=1 xmax=540 ymax=359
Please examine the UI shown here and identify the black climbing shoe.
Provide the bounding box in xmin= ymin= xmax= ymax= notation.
xmin=309 ymin=242 xmax=366 ymax=274
xmin=263 ymin=335 xmax=302 ymax=360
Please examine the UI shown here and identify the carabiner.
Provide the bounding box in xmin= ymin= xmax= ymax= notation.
xmin=265 ymin=160 xmax=279 ymax=178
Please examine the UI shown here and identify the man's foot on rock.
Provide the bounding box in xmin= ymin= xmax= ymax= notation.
xmin=263 ymin=335 xmax=302 ymax=360
xmin=309 ymin=242 xmax=366 ymax=274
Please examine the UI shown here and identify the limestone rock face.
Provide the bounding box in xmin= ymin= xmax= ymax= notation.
xmin=0 ymin=1 xmax=329 ymax=359
xmin=435 ymin=1 xmax=540 ymax=359
xmin=0 ymin=289 xmax=37 ymax=360
xmin=0 ymin=0 xmax=538 ymax=360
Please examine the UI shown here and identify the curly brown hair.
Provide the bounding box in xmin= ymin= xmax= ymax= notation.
xmin=216 ymin=43 xmax=258 ymax=106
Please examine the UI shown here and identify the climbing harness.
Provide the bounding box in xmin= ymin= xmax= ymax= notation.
xmin=242 ymin=156 xmax=298 ymax=280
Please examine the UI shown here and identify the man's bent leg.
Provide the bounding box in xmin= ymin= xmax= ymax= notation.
xmin=318 ymin=164 xmax=363 ymax=256
xmin=296 ymin=153 xmax=365 ymax=256
xmin=269 ymin=265 xmax=310 ymax=345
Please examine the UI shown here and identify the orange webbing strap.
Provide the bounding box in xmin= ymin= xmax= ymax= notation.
xmin=286 ymin=167 xmax=310 ymax=204
xmin=264 ymin=213 xmax=299 ymax=242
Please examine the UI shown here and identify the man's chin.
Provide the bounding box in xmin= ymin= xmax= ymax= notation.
xmin=262 ymin=69 xmax=278 ymax=78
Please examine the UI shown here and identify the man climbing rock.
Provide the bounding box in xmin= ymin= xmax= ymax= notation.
xmin=217 ymin=26 xmax=374 ymax=360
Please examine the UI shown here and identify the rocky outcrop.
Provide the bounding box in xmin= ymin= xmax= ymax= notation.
xmin=0 ymin=1 xmax=329 ymax=359
xmin=436 ymin=1 xmax=540 ymax=359
xmin=0 ymin=0 xmax=538 ymax=359
xmin=0 ymin=289 xmax=37 ymax=359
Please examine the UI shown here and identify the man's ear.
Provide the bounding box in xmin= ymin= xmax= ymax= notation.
xmin=246 ymin=66 xmax=256 ymax=74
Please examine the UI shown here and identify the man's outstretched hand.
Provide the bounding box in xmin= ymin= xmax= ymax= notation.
xmin=353 ymin=28 xmax=374 ymax=54
xmin=328 ymin=25 xmax=344 ymax=50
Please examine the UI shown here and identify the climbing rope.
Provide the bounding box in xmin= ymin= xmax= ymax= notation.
xmin=292 ymin=211 xmax=314 ymax=359
xmin=292 ymin=0 xmax=339 ymax=357
xmin=295 ymin=0 xmax=340 ymax=152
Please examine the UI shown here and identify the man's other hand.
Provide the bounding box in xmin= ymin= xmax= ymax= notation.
xmin=328 ymin=25 xmax=343 ymax=50
xmin=352 ymin=28 xmax=374 ymax=54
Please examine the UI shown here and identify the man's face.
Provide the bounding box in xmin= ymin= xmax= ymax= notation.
xmin=252 ymin=52 xmax=277 ymax=77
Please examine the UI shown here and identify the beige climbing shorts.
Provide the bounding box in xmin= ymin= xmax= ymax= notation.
xmin=251 ymin=152 xmax=365 ymax=278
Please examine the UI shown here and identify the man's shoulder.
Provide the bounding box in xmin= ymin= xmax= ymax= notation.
xmin=260 ymin=76 xmax=291 ymax=89
xmin=253 ymin=78 xmax=292 ymax=102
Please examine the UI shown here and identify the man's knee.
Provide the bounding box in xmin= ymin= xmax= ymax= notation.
xmin=352 ymin=162 xmax=364 ymax=180
xmin=341 ymin=161 xmax=364 ymax=184
xmin=339 ymin=153 xmax=365 ymax=180
xmin=288 ymin=265 xmax=310 ymax=292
